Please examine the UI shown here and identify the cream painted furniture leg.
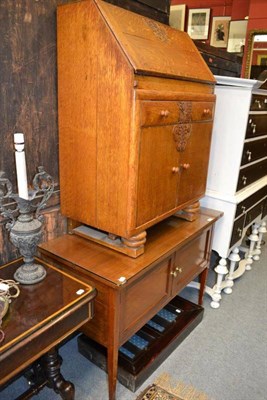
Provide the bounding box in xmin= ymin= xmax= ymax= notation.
xmin=187 ymin=219 xmax=266 ymax=308
xmin=224 ymin=247 xmax=240 ymax=294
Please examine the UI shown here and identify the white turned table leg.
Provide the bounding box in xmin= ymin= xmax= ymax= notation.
xmin=210 ymin=258 xmax=228 ymax=309
xmin=224 ymin=247 xmax=240 ymax=294
xmin=253 ymin=221 xmax=266 ymax=261
xmin=245 ymin=228 xmax=259 ymax=270
xmin=252 ymin=223 xmax=261 ymax=261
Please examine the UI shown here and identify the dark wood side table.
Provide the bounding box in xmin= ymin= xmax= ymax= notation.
xmin=39 ymin=208 xmax=222 ymax=400
xmin=0 ymin=258 xmax=96 ymax=399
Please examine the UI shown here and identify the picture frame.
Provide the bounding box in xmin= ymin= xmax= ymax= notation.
xmin=210 ymin=16 xmax=231 ymax=48
xmin=169 ymin=4 xmax=186 ymax=31
xmin=227 ymin=20 xmax=248 ymax=53
xmin=257 ymin=54 xmax=267 ymax=66
xmin=187 ymin=8 xmax=210 ymax=40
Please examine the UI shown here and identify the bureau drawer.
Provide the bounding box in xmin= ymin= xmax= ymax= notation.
xmin=236 ymin=159 xmax=267 ymax=191
xmin=140 ymin=101 xmax=179 ymax=126
xmin=235 ymin=185 xmax=267 ymax=218
xmin=241 ymin=138 xmax=267 ymax=165
xmin=191 ymin=101 xmax=214 ymax=122
xmin=246 ymin=114 xmax=267 ymax=138
xmin=230 ymin=214 xmax=246 ymax=248
xmin=250 ymin=94 xmax=267 ymax=111
xmin=140 ymin=101 xmax=214 ymax=127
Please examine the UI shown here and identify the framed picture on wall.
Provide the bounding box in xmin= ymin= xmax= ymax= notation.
xmin=227 ymin=20 xmax=248 ymax=53
xmin=187 ymin=8 xmax=210 ymax=40
xmin=257 ymin=54 xmax=267 ymax=65
xmin=169 ymin=4 xmax=186 ymax=31
xmin=210 ymin=16 xmax=231 ymax=48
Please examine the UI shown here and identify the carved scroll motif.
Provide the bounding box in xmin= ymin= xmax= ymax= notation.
xmin=173 ymin=124 xmax=191 ymax=152
xmin=172 ymin=102 xmax=192 ymax=151
xmin=178 ymin=101 xmax=192 ymax=123
xmin=144 ymin=19 xmax=168 ymax=42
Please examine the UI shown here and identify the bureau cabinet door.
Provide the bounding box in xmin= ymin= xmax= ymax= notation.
xmin=136 ymin=125 xmax=179 ymax=226
xmin=177 ymin=122 xmax=212 ymax=206
xmin=171 ymin=230 xmax=209 ymax=296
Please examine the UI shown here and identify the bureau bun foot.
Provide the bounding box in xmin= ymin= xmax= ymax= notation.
xmin=121 ymin=231 xmax=147 ymax=258
xmin=175 ymin=200 xmax=200 ymax=222
xmin=72 ymin=225 xmax=146 ymax=258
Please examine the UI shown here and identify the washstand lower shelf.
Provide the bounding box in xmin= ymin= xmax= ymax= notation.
xmin=78 ymin=295 xmax=204 ymax=392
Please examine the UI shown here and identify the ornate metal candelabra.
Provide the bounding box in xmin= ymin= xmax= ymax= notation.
xmin=0 ymin=167 xmax=54 ymax=285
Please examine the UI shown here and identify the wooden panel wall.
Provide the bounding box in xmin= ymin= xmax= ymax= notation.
xmin=0 ymin=0 xmax=72 ymax=265
xmin=0 ymin=0 xmax=171 ymax=265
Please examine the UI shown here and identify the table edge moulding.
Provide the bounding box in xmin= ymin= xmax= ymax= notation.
xmin=199 ymin=75 xmax=267 ymax=309
xmin=57 ymin=0 xmax=216 ymax=258
xmin=39 ymin=208 xmax=223 ymax=400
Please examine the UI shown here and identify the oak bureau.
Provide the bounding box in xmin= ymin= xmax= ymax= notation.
xmin=57 ymin=0 xmax=216 ymax=257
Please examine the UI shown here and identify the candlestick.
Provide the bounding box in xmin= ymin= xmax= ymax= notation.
xmin=14 ymin=133 xmax=28 ymax=200
xmin=0 ymin=167 xmax=54 ymax=285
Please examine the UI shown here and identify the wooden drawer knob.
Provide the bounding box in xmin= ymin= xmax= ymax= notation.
xmin=180 ymin=163 xmax=190 ymax=170
xmin=160 ymin=110 xmax=170 ymax=117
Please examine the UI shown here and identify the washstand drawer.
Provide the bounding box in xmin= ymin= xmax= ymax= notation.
xmin=235 ymin=185 xmax=267 ymax=218
xmin=230 ymin=214 xmax=246 ymax=248
xmin=236 ymin=159 xmax=267 ymax=191
xmin=250 ymin=94 xmax=267 ymax=111
xmin=246 ymin=114 xmax=267 ymax=138
xmin=140 ymin=101 xmax=179 ymax=126
xmin=191 ymin=101 xmax=214 ymax=122
xmin=241 ymin=138 xmax=267 ymax=165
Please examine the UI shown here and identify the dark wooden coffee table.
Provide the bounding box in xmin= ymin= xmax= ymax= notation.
xmin=0 ymin=257 xmax=96 ymax=399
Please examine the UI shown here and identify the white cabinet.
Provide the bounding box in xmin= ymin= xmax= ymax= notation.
xmin=199 ymin=75 xmax=267 ymax=307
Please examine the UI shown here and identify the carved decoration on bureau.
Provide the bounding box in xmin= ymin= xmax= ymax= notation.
xmin=144 ymin=19 xmax=168 ymax=42
xmin=172 ymin=124 xmax=191 ymax=152
xmin=179 ymin=101 xmax=192 ymax=122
